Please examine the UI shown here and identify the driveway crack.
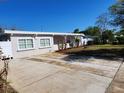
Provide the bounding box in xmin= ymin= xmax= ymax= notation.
xmin=105 ymin=58 xmax=124 ymax=93
xmin=22 ymin=70 xmax=62 ymax=88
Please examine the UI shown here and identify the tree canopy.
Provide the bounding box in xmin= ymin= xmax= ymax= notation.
xmin=73 ymin=28 xmax=80 ymax=33
xmin=80 ymin=26 xmax=101 ymax=36
xmin=109 ymin=0 xmax=124 ymax=29
xmin=102 ymin=30 xmax=115 ymax=43
xmin=96 ymin=13 xmax=110 ymax=33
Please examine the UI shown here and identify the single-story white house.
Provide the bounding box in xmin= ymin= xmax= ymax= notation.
xmin=0 ymin=30 xmax=85 ymax=58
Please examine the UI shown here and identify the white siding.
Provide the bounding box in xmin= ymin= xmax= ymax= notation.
xmin=0 ymin=41 xmax=13 ymax=58
xmin=11 ymin=35 xmax=54 ymax=58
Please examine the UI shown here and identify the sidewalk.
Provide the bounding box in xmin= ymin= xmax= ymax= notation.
xmin=106 ymin=62 xmax=124 ymax=93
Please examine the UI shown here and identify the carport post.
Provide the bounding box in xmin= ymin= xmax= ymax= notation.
xmin=64 ymin=35 xmax=67 ymax=49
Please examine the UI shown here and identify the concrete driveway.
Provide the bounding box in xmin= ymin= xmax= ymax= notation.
xmin=8 ymin=53 xmax=123 ymax=93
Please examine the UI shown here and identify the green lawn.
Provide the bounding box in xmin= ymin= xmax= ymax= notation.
xmin=84 ymin=44 xmax=124 ymax=50
xmin=60 ymin=44 xmax=124 ymax=53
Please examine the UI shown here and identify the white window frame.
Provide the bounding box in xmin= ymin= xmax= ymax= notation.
xmin=17 ymin=37 xmax=35 ymax=51
xmin=39 ymin=37 xmax=52 ymax=48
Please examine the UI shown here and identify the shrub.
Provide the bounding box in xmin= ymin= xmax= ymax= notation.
xmin=75 ymin=38 xmax=80 ymax=47
xmin=93 ymin=36 xmax=101 ymax=44
xmin=87 ymin=41 xmax=93 ymax=45
xmin=116 ymin=36 xmax=124 ymax=44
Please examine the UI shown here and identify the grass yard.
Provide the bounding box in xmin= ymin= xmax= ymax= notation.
xmin=59 ymin=44 xmax=124 ymax=61
xmin=61 ymin=44 xmax=124 ymax=52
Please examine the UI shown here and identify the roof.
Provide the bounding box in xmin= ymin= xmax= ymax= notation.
xmin=4 ymin=30 xmax=85 ymax=36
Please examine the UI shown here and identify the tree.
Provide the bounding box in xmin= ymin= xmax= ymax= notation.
xmin=0 ymin=28 xmax=3 ymax=33
xmin=73 ymin=28 xmax=80 ymax=33
xmin=96 ymin=13 xmax=111 ymax=43
xmin=75 ymin=38 xmax=80 ymax=47
xmin=0 ymin=26 xmax=5 ymax=33
xmin=116 ymin=36 xmax=124 ymax=44
xmin=96 ymin=13 xmax=110 ymax=34
xmin=80 ymin=26 xmax=101 ymax=44
xmin=109 ymin=0 xmax=124 ymax=29
xmin=81 ymin=26 xmax=101 ymax=36
xmin=116 ymin=29 xmax=124 ymax=36
xmin=102 ymin=30 xmax=115 ymax=44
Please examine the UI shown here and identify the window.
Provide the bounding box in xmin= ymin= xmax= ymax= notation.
xmin=18 ymin=39 xmax=26 ymax=49
xmin=45 ymin=39 xmax=50 ymax=46
xmin=18 ymin=39 xmax=34 ymax=50
xmin=40 ymin=39 xmax=50 ymax=48
xmin=26 ymin=39 xmax=34 ymax=48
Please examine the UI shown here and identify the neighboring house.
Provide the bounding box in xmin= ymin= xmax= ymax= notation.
xmin=0 ymin=30 xmax=85 ymax=58
xmin=81 ymin=36 xmax=94 ymax=45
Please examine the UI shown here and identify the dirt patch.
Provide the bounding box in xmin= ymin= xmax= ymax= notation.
xmin=38 ymin=52 xmax=66 ymax=59
xmin=0 ymin=60 xmax=18 ymax=93
xmin=0 ymin=78 xmax=18 ymax=93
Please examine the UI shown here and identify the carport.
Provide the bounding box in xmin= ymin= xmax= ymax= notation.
xmin=53 ymin=33 xmax=84 ymax=50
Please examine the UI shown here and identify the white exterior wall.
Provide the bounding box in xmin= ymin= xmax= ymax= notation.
xmin=10 ymin=35 xmax=84 ymax=58
xmin=0 ymin=41 xmax=13 ymax=58
xmin=2 ymin=30 xmax=85 ymax=58
xmin=53 ymin=44 xmax=59 ymax=51
xmin=81 ymin=37 xmax=94 ymax=45
xmin=11 ymin=35 xmax=54 ymax=58
xmin=81 ymin=37 xmax=87 ymax=45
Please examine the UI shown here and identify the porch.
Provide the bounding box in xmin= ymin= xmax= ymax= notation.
xmin=53 ymin=35 xmax=83 ymax=51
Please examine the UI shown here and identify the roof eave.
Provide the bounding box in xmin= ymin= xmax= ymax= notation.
xmin=4 ymin=30 xmax=85 ymax=36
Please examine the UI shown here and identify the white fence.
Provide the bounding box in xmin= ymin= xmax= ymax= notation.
xmin=0 ymin=41 xmax=13 ymax=58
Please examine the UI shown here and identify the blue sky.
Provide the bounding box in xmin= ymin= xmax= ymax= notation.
xmin=0 ymin=0 xmax=115 ymax=32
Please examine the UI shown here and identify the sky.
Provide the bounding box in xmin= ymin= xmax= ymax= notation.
xmin=0 ymin=0 xmax=115 ymax=32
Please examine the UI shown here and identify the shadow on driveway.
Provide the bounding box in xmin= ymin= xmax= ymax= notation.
xmin=59 ymin=48 xmax=124 ymax=61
